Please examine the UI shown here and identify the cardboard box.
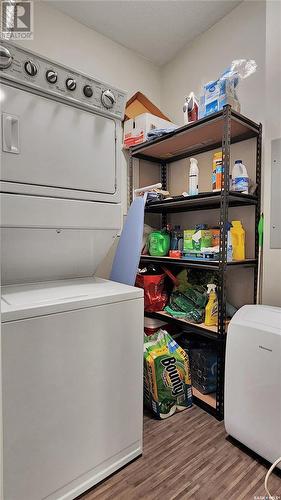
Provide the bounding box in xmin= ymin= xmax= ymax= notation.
xmin=123 ymin=112 xmax=177 ymax=148
xmin=124 ymin=91 xmax=171 ymax=122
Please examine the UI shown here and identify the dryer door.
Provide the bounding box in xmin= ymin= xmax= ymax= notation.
xmin=0 ymin=84 xmax=119 ymax=202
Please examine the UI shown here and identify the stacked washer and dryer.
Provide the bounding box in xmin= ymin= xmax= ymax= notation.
xmin=0 ymin=42 xmax=143 ymax=500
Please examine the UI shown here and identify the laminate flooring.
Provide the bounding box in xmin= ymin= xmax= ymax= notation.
xmin=79 ymin=405 xmax=281 ymax=500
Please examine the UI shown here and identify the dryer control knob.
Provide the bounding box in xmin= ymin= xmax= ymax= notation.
xmin=0 ymin=46 xmax=12 ymax=69
xmin=101 ymin=89 xmax=115 ymax=109
xmin=66 ymin=78 xmax=76 ymax=91
xmin=24 ymin=60 xmax=38 ymax=76
xmin=46 ymin=70 xmax=58 ymax=84
xmin=83 ymin=85 xmax=93 ymax=98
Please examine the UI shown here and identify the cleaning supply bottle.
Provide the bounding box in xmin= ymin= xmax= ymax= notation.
xmin=170 ymin=226 xmax=179 ymax=250
xmin=148 ymin=229 xmax=170 ymax=257
xmin=231 ymin=160 xmax=249 ymax=193
xmin=188 ymin=157 xmax=199 ymax=196
xmin=205 ymin=284 xmax=218 ymax=326
xmin=212 ymin=152 xmax=223 ymax=191
xmin=171 ymin=225 xmax=184 ymax=252
xmin=183 ymin=92 xmax=199 ymax=124
xmin=231 ymin=220 xmax=245 ymax=260
xmin=177 ymin=228 xmax=183 ymax=252
xmin=226 ymin=221 xmax=233 ymax=262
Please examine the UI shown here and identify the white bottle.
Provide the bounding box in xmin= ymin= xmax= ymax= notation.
xmin=183 ymin=96 xmax=189 ymax=125
xmin=231 ymin=160 xmax=249 ymax=194
xmin=189 ymin=157 xmax=199 ymax=196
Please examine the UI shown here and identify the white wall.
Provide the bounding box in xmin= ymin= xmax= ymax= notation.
xmin=20 ymin=1 xmax=160 ymax=105
xmin=160 ymin=1 xmax=266 ymax=125
xmin=262 ymin=0 xmax=281 ymax=306
xmin=159 ymin=1 xmax=281 ymax=306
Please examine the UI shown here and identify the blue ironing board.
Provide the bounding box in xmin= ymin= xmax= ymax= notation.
xmin=110 ymin=194 xmax=147 ymax=286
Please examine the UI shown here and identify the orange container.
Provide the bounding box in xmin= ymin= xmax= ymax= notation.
xmin=212 ymin=229 xmax=220 ymax=247
xmin=212 ymin=152 xmax=223 ymax=191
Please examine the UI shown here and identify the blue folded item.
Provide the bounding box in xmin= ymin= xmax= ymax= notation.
xmin=146 ymin=191 xmax=161 ymax=203
xmin=147 ymin=126 xmax=178 ymax=140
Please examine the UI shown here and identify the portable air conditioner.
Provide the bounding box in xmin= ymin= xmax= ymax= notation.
xmin=225 ymin=305 xmax=281 ymax=468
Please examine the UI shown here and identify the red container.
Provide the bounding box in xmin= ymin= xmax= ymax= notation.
xmin=135 ymin=273 xmax=168 ymax=312
xmin=169 ymin=250 xmax=181 ymax=259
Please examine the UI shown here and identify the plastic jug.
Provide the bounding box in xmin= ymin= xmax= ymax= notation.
xmin=148 ymin=230 xmax=170 ymax=257
xmin=231 ymin=220 xmax=245 ymax=260
xmin=231 ymin=160 xmax=249 ymax=193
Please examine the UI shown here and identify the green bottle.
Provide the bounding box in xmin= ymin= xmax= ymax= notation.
xmin=148 ymin=229 xmax=170 ymax=256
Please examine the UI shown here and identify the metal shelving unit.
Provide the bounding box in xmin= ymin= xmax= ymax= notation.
xmin=140 ymin=255 xmax=258 ymax=270
xmin=129 ymin=105 xmax=262 ymax=420
xmin=144 ymin=191 xmax=258 ymax=213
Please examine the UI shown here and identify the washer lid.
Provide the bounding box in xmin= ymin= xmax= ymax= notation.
xmin=1 ymin=277 xmax=143 ymax=322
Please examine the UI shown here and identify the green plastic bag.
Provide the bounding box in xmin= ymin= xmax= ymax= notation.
xmin=164 ymin=269 xmax=210 ymax=323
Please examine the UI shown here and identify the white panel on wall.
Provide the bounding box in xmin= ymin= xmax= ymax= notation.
xmin=270 ymin=138 xmax=281 ymax=248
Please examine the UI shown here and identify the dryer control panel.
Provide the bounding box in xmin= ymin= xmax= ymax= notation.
xmin=0 ymin=42 xmax=127 ymax=120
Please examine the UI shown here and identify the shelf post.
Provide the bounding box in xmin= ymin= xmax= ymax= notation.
xmin=161 ymin=162 xmax=168 ymax=228
xmin=128 ymin=149 xmax=134 ymax=209
xmin=216 ymin=104 xmax=231 ymax=419
xmin=216 ymin=340 xmax=226 ymax=419
xmin=218 ymin=105 xmax=231 ymax=337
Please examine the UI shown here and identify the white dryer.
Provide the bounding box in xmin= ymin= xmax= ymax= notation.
xmin=225 ymin=305 xmax=281 ymax=467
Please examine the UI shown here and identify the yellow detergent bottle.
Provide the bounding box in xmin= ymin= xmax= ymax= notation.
xmin=231 ymin=220 xmax=245 ymax=260
xmin=205 ymin=284 xmax=218 ymax=326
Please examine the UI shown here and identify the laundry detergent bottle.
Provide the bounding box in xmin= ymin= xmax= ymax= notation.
xmin=231 ymin=220 xmax=245 ymax=260
xmin=148 ymin=229 xmax=170 ymax=256
xmin=205 ymin=284 xmax=218 ymax=326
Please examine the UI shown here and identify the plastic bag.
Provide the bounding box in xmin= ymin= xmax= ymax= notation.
xmin=164 ymin=269 xmax=209 ymax=323
xmin=143 ymin=329 xmax=192 ymax=419
xmin=165 ymin=287 xmax=207 ymax=323
xmin=199 ymin=59 xmax=257 ymax=118
xmin=221 ymin=59 xmax=257 ymax=81
xmin=136 ymin=272 xmax=168 ymax=312
xmin=136 ymin=265 xmax=178 ymax=313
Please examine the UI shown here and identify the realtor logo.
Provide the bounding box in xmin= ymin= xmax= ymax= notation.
xmin=1 ymin=1 xmax=33 ymax=39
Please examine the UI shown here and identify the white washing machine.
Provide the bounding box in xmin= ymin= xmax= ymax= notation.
xmin=1 ymin=278 xmax=143 ymax=500
xmin=0 ymin=42 xmax=144 ymax=500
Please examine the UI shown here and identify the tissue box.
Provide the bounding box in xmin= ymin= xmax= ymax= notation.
xmin=123 ymin=113 xmax=176 ymax=148
xmin=199 ymin=78 xmax=240 ymax=118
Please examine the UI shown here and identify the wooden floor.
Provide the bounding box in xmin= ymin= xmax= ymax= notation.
xmin=79 ymin=406 xmax=281 ymax=500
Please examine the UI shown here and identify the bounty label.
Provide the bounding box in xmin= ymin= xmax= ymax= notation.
xmin=161 ymin=356 xmax=184 ymax=396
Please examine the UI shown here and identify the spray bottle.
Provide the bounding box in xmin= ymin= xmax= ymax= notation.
xmin=205 ymin=284 xmax=218 ymax=326
xmin=188 ymin=158 xmax=199 ymax=196
xmin=183 ymin=92 xmax=199 ymax=125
